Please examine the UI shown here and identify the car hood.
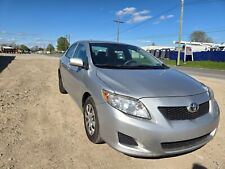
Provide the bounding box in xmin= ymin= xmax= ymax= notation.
xmin=96 ymin=68 xmax=206 ymax=98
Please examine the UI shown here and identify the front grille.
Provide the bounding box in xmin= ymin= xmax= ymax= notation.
xmin=158 ymin=101 xmax=209 ymax=120
xmin=161 ymin=133 xmax=210 ymax=151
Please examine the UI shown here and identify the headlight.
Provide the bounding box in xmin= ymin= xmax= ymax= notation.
xmin=201 ymin=83 xmax=214 ymax=100
xmin=208 ymin=87 xmax=214 ymax=100
xmin=102 ymin=90 xmax=151 ymax=119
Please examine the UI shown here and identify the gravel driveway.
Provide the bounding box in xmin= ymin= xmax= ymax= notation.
xmin=0 ymin=54 xmax=224 ymax=169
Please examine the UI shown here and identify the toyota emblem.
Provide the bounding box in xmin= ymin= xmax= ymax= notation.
xmin=187 ymin=103 xmax=199 ymax=113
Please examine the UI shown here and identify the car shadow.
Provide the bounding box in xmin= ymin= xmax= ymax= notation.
xmin=192 ymin=163 xmax=207 ymax=169
xmin=0 ymin=55 xmax=16 ymax=73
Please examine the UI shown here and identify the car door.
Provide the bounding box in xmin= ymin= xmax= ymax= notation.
xmin=67 ymin=43 xmax=88 ymax=106
xmin=60 ymin=43 xmax=77 ymax=93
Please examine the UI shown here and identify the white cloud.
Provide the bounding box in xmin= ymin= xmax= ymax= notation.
xmin=17 ymin=32 xmax=38 ymax=37
xmin=116 ymin=7 xmax=151 ymax=24
xmin=0 ymin=30 xmax=7 ymax=34
xmin=160 ymin=14 xmax=174 ymax=20
xmin=10 ymin=38 xmax=16 ymax=41
xmin=167 ymin=14 xmax=174 ymax=19
xmin=0 ymin=30 xmax=52 ymax=48
xmin=34 ymin=37 xmax=42 ymax=41
xmin=153 ymin=21 xmax=160 ymax=25
xmin=154 ymin=14 xmax=174 ymax=24
xmin=138 ymin=10 xmax=150 ymax=15
xmin=137 ymin=39 xmax=151 ymax=43
xmin=160 ymin=15 xmax=166 ymax=20
xmin=128 ymin=15 xmax=152 ymax=24
xmin=116 ymin=7 xmax=136 ymax=16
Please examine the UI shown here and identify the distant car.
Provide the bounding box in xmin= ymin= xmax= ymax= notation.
xmin=58 ymin=40 xmax=220 ymax=157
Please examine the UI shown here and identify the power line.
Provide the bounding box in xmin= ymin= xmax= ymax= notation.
xmin=104 ymin=0 xmax=225 ymax=40
xmin=103 ymin=4 xmax=179 ymax=40
xmin=185 ymin=0 xmax=225 ymax=5
xmin=128 ymin=28 xmax=225 ymax=40
xmin=120 ymin=0 xmax=224 ymax=35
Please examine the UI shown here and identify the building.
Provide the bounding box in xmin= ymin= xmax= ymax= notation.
xmin=142 ymin=45 xmax=175 ymax=51
xmin=217 ymin=43 xmax=225 ymax=51
xmin=173 ymin=41 xmax=220 ymax=52
xmin=0 ymin=46 xmax=17 ymax=53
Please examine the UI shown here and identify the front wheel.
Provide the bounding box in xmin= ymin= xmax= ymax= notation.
xmin=83 ymin=97 xmax=103 ymax=144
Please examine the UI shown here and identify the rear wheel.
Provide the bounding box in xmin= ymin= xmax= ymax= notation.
xmin=83 ymin=96 xmax=102 ymax=144
xmin=58 ymin=70 xmax=67 ymax=94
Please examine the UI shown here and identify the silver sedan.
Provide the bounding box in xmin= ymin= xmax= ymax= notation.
xmin=58 ymin=40 xmax=220 ymax=157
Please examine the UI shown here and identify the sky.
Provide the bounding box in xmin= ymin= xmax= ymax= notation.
xmin=0 ymin=0 xmax=225 ymax=48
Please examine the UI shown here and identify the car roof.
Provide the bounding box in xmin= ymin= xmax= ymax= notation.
xmin=75 ymin=40 xmax=133 ymax=46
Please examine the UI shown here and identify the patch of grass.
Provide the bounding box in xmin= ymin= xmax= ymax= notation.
xmin=164 ymin=60 xmax=225 ymax=70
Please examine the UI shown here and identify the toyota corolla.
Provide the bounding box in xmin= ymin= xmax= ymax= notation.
xmin=58 ymin=40 xmax=220 ymax=157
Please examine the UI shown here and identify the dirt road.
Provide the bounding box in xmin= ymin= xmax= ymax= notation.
xmin=0 ymin=54 xmax=224 ymax=169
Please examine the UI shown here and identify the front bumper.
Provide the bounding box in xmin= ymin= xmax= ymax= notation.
xmin=96 ymin=93 xmax=220 ymax=157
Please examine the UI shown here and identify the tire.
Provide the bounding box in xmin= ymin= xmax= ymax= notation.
xmin=83 ymin=96 xmax=102 ymax=144
xmin=58 ymin=70 xmax=67 ymax=94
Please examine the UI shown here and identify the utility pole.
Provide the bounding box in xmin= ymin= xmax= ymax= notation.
xmin=177 ymin=0 xmax=184 ymax=66
xmin=113 ymin=19 xmax=124 ymax=42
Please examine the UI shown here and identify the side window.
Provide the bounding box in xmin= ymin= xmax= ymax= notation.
xmin=65 ymin=43 xmax=77 ymax=58
xmin=73 ymin=44 xmax=88 ymax=64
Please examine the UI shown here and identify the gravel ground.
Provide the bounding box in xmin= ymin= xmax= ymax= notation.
xmin=0 ymin=54 xmax=224 ymax=169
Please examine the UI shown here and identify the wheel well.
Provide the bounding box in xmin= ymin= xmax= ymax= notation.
xmin=82 ymin=92 xmax=91 ymax=107
xmin=58 ymin=68 xmax=61 ymax=76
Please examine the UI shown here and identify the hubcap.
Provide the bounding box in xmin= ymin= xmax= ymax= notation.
xmin=84 ymin=104 xmax=96 ymax=136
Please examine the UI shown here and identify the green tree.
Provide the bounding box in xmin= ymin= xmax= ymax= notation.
xmin=46 ymin=44 xmax=55 ymax=53
xmin=190 ymin=31 xmax=213 ymax=43
xmin=57 ymin=37 xmax=70 ymax=52
xmin=20 ymin=44 xmax=30 ymax=51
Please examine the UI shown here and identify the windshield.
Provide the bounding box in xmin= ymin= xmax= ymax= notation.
xmin=90 ymin=43 xmax=168 ymax=69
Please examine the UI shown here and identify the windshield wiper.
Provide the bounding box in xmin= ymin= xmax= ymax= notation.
xmin=95 ymin=64 xmax=169 ymax=69
xmin=95 ymin=64 xmax=121 ymax=68
xmin=124 ymin=65 xmax=167 ymax=69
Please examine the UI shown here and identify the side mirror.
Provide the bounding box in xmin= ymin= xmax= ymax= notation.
xmin=69 ymin=58 xmax=88 ymax=69
xmin=70 ymin=58 xmax=84 ymax=67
